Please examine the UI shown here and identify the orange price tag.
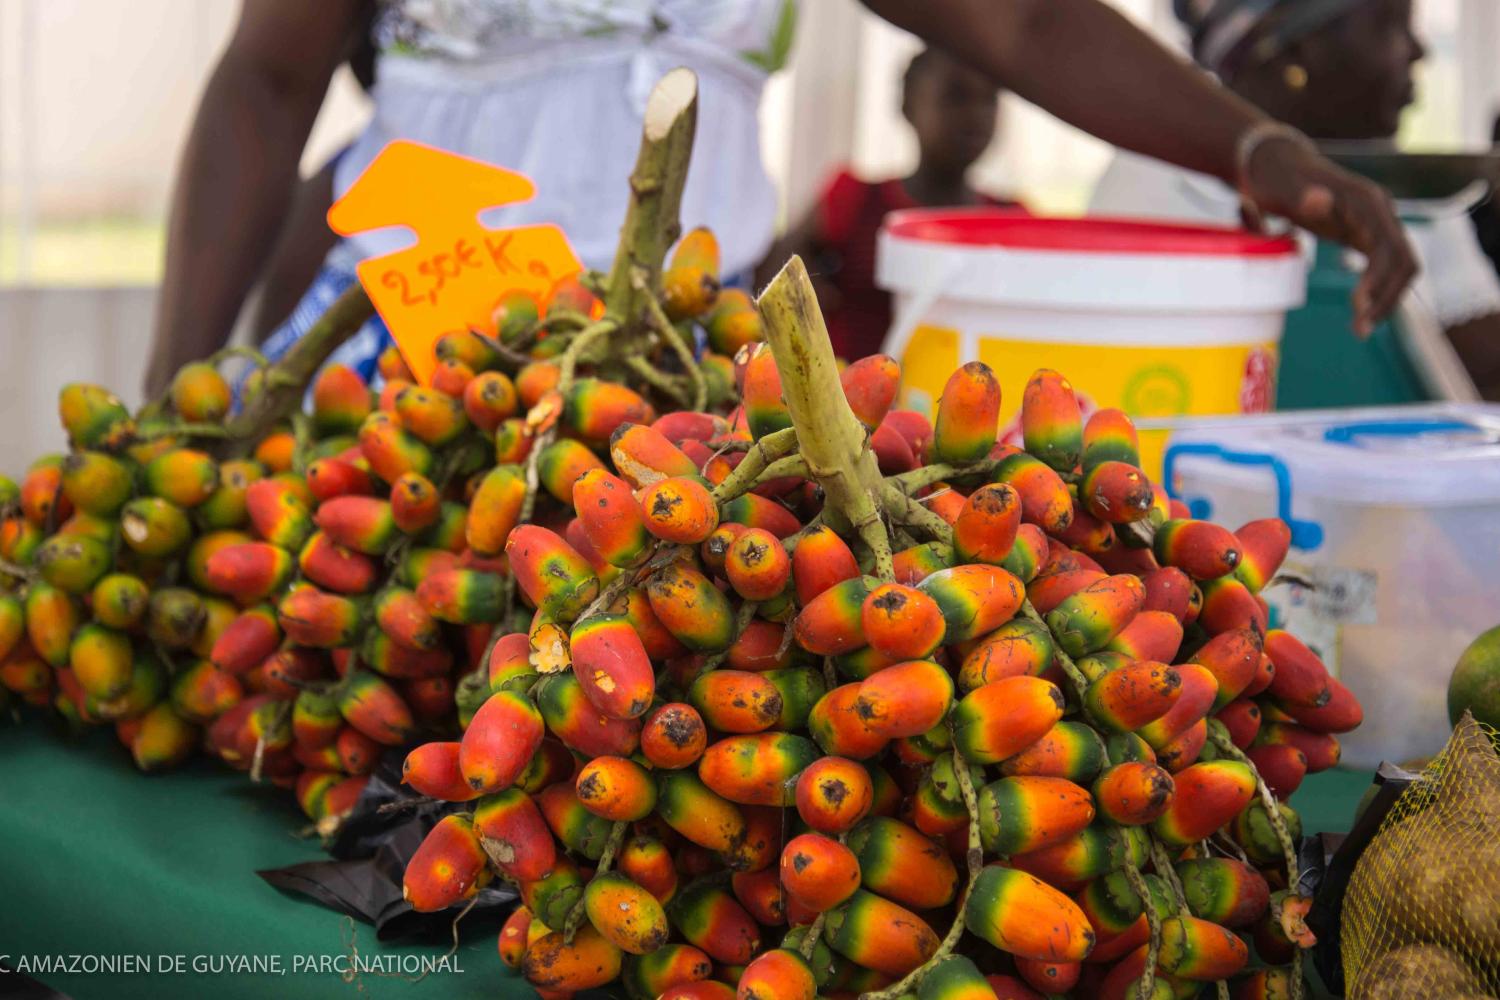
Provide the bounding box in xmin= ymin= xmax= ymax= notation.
xmin=327 ymin=140 xmax=583 ymax=386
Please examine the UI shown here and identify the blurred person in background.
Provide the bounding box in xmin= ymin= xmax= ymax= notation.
xmin=144 ymin=0 xmax=1418 ymax=395
xmin=759 ymin=48 xmax=1025 ymax=361
xmin=1091 ymin=0 xmax=1500 ymax=398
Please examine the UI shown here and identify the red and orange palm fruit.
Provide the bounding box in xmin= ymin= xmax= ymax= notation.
xmin=574 ymin=755 xmax=656 ymax=822
xmin=129 ymin=701 xmax=199 ymax=771
xmin=458 ymin=688 xmax=544 ymax=793
xmin=167 ymin=360 xmax=232 ymax=423
xmin=977 ymin=775 xmax=1096 ymax=856
xmin=839 ymin=354 xmax=901 ymax=429
xmin=583 ymin=871 xmax=672 ymax=957
xmin=1138 ymin=662 xmax=1218 ymax=751
xmin=358 ymin=410 xmax=434 ymax=483
xmin=655 ymin=769 xmax=747 ymax=855
xmin=931 ymin=361 xmax=1001 ymax=463
xmin=922 ymin=483 xmax=969 ymax=526
xmin=991 ymin=523 xmax=1045 ymax=585
xmin=1157 ymin=716 xmax=1210 ymax=772
xmin=403 ymin=673 xmax=456 ymax=724
xmin=641 ymin=701 xmax=709 ymax=769
xmin=853 ymin=584 xmax=940 ymax=661
xmin=403 ymin=813 xmax=487 ymax=912
xmin=487 ymin=417 xmax=530 ymax=466
xmin=290 ymin=686 xmax=342 ymax=750
xmin=333 ymin=725 xmax=380 ymax=775
xmin=719 ymin=492 xmax=802 ymax=540
xmin=0 ymin=595 xmax=23 ymax=665
xmin=1231 ymin=517 xmax=1291 ymax=593
xmin=1152 ymin=759 xmax=1257 ymax=846
xmin=1083 ymin=660 xmax=1182 ymax=733
xmin=563 ymin=378 xmax=653 ymax=445
xmin=1104 ymin=610 xmax=1184 ymax=665
xmin=738 ymin=343 xmax=790 ymax=441
xmin=60 ymin=451 xmax=133 ymax=519
xmin=1092 ymin=948 xmax=1179 ymax=1000
xmin=965 ymin=864 xmax=1096 ymax=963
xmin=1244 ymin=743 xmax=1307 ymax=798
xmin=497 ymin=905 xmax=534 ymax=970
xmin=19 ymin=459 xmax=70 ymax=527
xmin=953 ymin=675 xmax=1066 ymax=764
xmin=725 ymin=620 xmax=796 ymax=673
xmin=990 ymin=451 xmax=1072 ymax=536
xmin=0 ymin=516 xmax=43 ymax=567
xmin=871 ymin=419 xmax=918 ymax=475
xmin=1188 ymin=626 xmax=1263 ymax=711
xmin=533 ymin=671 xmax=641 ymax=758
xmin=885 ymin=540 xmax=948 ymax=588
xmin=524 ymin=924 xmax=624 ymax=993
xmin=164 ymin=657 xmax=238 ymax=724
xmin=618 ymin=834 xmax=681 ymax=906
xmin=700 ymin=289 xmax=762 ymax=360
xmin=1000 ymin=721 xmax=1109 ymax=786
xmin=1256 ymin=721 xmax=1340 ymax=772
xmin=778 ymin=831 xmax=861 ymax=915
xmin=1024 ymin=570 xmax=1100 ymax=620
xmin=1282 ymin=674 xmax=1362 ymax=733
xmin=1080 ymin=461 xmax=1153 ymax=525
xmin=662 ymin=229 xmax=721 ymax=320
xmin=700 ymin=521 xmax=748 ymax=574
xmin=368 ymin=586 xmax=438 ymax=652
xmin=837 ymin=823 xmax=949 ymax=919
xmin=400 ymin=741 xmax=474 ymax=802
xmin=958 ymin=618 xmax=1055 ymax=691
xmin=119 ymin=496 xmax=191 ymax=558
xmin=361 ymin=630 xmax=452 ymax=680
xmin=1194 ymin=575 xmax=1266 ymax=638
xmin=1153 ymin=519 xmax=1242 ymax=581
xmin=669 ymin=882 xmax=762 ymax=968
xmin=1215 ymin=700 xmax=1262 ymax=751
xmin=822 ymin=893 xmax=936 ymax=983
xmin=1014 ymin=958 xmax=1080 ymax=997
xmin=143 ymin=448 xmax=219 ymax=510
xmin=1175 ymin=857 xmax=1270 ymax=930
xmin=1021 ymin=369 xmax=1084 ymax=473
xmin=313 ymin=497 xmax=396 ymax=557
xmin=454 ymin=464 xmax=524 ymax=557
xmin=1092 ymin=761 xmax=1175 ymax=826
xmin=538 ymin=782 xmax=619 ymax=860
xmin=292 ymin=531 xmax=374 ymax=596
xmin=723 ymin=529 xmax=790 ymax=603
xmin=722 ymin=802 xmax=784 ymax=874
xmin=471 ymin=787 xmax=556 ymax=883
xmin=507 ymin=525 xmax=600 ymax=622
xmin=794 ymin=756 xmax=873 ymax=835
xmin=610 ymin=422 xmax=699 ymax=489
xmin=308 ymin=363 xmax=372 ymax=435
xmin=1045 ymin=574 xmax=1146 ymax=658
xmin=379 ymin=473 xmax=437 ymax=536
xmin=648 ymin=561 xmax=735 ymax=652
xmin=687 ymin=669 xmax=782 ymax=734
xmin=275 ymin=585 xmax=362 ymax=648
xmin=850 ymin=659 xmax=953 ymax=740
xmin=791 ymin=526 xmax=861 ymax=605
xmin=533 ymin=439 xmax=601 ymax=506
xmin=952 ymin=483 xmax=1023 ymax=565
xmin=1263 ymin=629 xmax=1332 ymax=708
xmin=624 ymin=944 xmax=715 ymax=1000
xmin=700 ymin=731 xmax=820 ymax=807
xmin=570 ymin=612 xmax=656 ymax=720
xmin=1199 ymin=570 xmax=1270 ymax=635
xmin=63 ymin=621 xmax=131 ymax=703
xmin=33 ymin=533 xmax=110 ymax=595
xmin=573 ymin=468 xmax=651 ymax=568
xmin=460 ymin=369 xmax=519 ymax=433
xmin=25 ymin=583 xmax=80 ymax=667
xmin=736 ymin=948 xmax=816 ymax=1000
xmin=393 ymin=385 xmax=468 ymax=447
xmin=919 ymin=563 xmax=1025 ymax=645
xmin=661 ymin=981 xmax=739 ymax=1000
xmin=336 ymin=670 xmax=415 ymax=746
xmin=304 ymin=456 xmax=371 ymax=505
xmin=1157 ymin=915 xmax=1249 ymax=981
xmin=639 ymin=476 xmax=718 ymax=545
xmin=806 ymin=682 xmax=887 ymax=759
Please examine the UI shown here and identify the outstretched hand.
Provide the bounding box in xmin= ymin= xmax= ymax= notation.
xmin=1240 ymin=137 xmax=1418 ymax=338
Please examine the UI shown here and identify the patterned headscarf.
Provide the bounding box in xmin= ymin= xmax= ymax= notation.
xmin=1175 ymin=0 xmax=1376 ymax=81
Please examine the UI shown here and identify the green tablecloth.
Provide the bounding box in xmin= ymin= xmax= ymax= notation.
xmin=1 ymin=714 xmax=1374 ymax=1000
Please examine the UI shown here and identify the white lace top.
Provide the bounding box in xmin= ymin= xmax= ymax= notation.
xmin=336 ymin=0 xmax=795 ymax=275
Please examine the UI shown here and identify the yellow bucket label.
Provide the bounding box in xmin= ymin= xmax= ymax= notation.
xmin=896 ymin=323 xmax=1278 ymax=477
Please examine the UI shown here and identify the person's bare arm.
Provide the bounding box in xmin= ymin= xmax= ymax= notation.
xmin=862 ymin=0 xmax=1416 ymax=335
xmin=143 ymin=0 xmax=364 ymax=396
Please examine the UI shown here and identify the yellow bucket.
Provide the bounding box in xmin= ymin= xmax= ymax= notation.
xmin=877 ymin=211 xmax=1306 ymax=476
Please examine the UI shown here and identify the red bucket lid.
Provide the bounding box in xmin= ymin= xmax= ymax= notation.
xmin=883 ymin=208 xmax=1297 ymax=258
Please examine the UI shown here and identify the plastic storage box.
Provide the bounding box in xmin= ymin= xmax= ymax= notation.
xmin=1161 ymin=404 xmax=1500 ymax=768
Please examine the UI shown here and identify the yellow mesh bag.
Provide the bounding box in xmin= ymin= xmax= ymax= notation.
xmin=1342 ymin=712 xmax=1500 ymax=1000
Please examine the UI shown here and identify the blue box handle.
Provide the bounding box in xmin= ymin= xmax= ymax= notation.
xmin=1162 ymin=443 xmax=1324 ymax=551
xmin=1322 ymin=418 xmax=1472 ymax=444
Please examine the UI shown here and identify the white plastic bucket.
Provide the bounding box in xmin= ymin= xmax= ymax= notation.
xmin=1163 ymin=403 xmax=1500 ymax=767
xmin=876 ymin=210 xmax=1307 ymax=475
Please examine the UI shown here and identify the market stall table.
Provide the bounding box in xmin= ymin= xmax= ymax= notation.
xmin=2 ymin=714 xmax=1370 ymax=1000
